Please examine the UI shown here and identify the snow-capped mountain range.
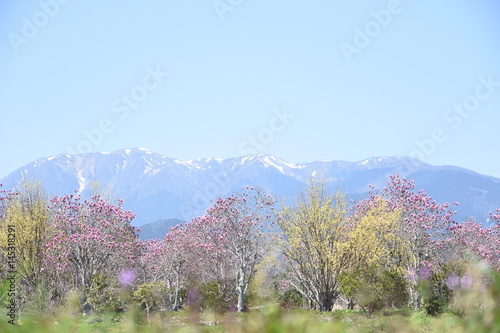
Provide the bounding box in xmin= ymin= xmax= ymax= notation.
xmin=1 ymin=148 xmax=499 ymax=227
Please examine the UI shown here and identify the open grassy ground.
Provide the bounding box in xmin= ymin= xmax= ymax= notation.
xmin=1 ymin=307 xmax=498 ymax=333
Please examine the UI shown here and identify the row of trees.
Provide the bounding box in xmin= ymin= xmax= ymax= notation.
xmin=0 ymin=175 xmax=499 ymax=318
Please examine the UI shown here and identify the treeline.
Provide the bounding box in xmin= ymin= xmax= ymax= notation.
xmin=0 ymin=175 xmax=499 ymax=319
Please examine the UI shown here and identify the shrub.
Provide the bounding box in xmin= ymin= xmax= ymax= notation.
xmin=278 ymin=289 xmax=303 ymax=309
xmin=339 ymin=266 xmax=408 ymax=317
xmin=132 ymin=282 xmax=167 ymax=313
xmin=197 ymin=281 xmax=232 ymax=313
xmin=85 ymin=274 xmax=119 ymax=314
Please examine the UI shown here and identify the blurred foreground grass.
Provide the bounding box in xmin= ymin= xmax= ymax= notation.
xmin=2 ymin=267 xmax=499 ymax=332
xmin=0 ymin=306 xmax=498 ymax=333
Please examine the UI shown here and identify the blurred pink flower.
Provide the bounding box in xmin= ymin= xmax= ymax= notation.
xmin=446 ymin=274 xmax=459 ymax=290
xmin=419 ymin=266 xmax=431 ymax=280
xmin=460 ymin=274 xmax=473 ymax=290
xmin=119 ymin=269 xmax=135 ymax=287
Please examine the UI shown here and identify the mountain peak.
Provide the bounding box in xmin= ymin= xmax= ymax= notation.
xmin=113 ymin=147 xmax=155 ymax=155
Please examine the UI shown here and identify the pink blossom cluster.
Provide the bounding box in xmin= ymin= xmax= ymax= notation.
xmin=352 ymin=174 xmax=458 ymax=263
xmin=448 ymin=218 xmax=500 ymax=270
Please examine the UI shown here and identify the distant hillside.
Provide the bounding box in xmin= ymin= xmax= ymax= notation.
xmin=1 ymin=148 xmax=499 ymax=226
xmin=138 ymin=218 xmax=186 ymax=240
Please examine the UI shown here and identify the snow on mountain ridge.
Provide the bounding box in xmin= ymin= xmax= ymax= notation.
xmin=2 ymin=149 xmax=499 ymax=227
xmin=37 ymin=150 xmax=426 ymax=175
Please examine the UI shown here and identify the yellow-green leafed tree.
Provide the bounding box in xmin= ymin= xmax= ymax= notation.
xmin=277 ymin=180 xmax=351 ymax=312
xmin=347 ymin=199 xmax=405 ymax=270
xmin=0 ymin=180 xmax=49 ymax=290
xmin=338 ymin=200 xmax=409 ymax=314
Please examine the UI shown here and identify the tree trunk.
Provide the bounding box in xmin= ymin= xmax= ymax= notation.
xmin=408 ymin=285 xmax=420 ymax=310
xmin=236 ymin=284 xmax=245 ymax=312
xmin=236 ymin=265 xmax=249 ymax=312
xmin=172 ymin=273 xmax=180 ymax=311
xmin=318 ymin=291 xmax=336 ymax=312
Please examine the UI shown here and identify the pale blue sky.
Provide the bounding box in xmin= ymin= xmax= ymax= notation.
xmin=1 ymin=0 xmax=499 ymax=178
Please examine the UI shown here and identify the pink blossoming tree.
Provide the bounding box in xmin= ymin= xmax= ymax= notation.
xmin=448 ymin=216 xmax=500 ymax=270
xmin=43 ymin=194 xmax=141 ymax=309
xmin=201 ymin=187 xmax=277 ymax=312
xmin=351 ymin=174 xmax=458 ymax=309
xmin=149 ymin=187 xmax=277 ymax=312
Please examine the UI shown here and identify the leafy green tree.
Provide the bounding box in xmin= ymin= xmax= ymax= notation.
xmin=339 ymin=265 xmax=407 ymax=317
xmin=420 ymin=269 xmax=452 ymax=316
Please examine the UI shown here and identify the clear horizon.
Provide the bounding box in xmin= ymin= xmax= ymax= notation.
xmin=1 ymin=1 xmax=499 ymax=178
